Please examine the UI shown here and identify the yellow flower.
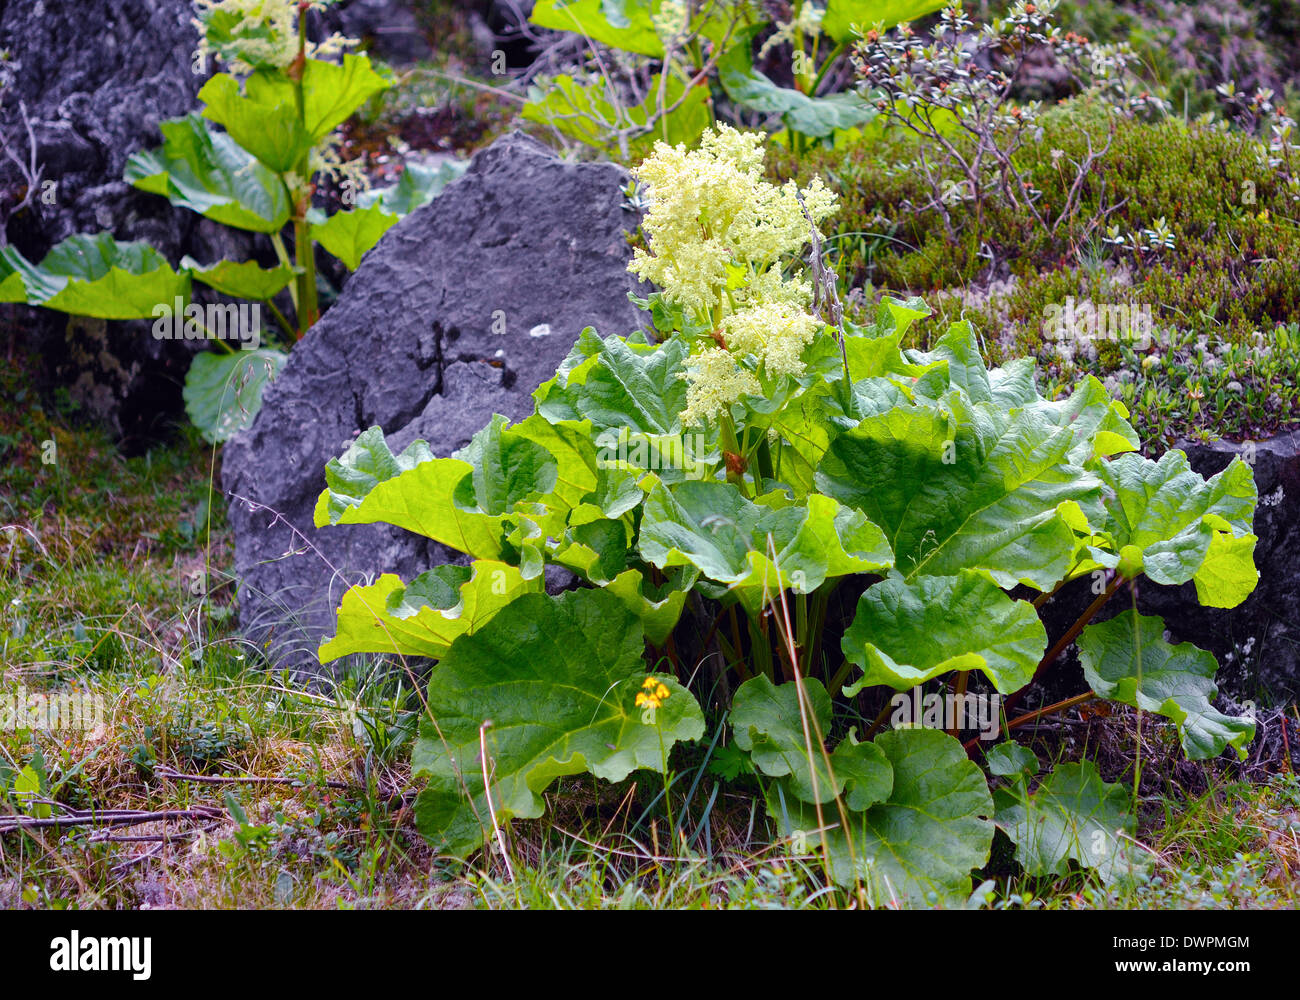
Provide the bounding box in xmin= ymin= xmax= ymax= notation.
xmin=636 ymin=675 xmax=673 ymax=711
xmin=722 ymin=300 xmax=823 ymax=379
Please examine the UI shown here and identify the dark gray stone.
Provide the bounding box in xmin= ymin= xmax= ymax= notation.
xmin=0 ymin=0 xmax=198 ymax=252
xmin=331 ymin=0 xmax=432 ymax=65
xmin=1135 ymin=430 xmax=1300 ymax=700
xmin=222 ymin=132 xmax=646 ymax=673
xmin=1031 ymin=429 xmax=1300 ymax=706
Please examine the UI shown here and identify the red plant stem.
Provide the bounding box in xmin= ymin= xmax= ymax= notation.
xmin=1002 ymin=575 xmax=1123 ymax=719
xmin=964 ymin=691 xmax=1097 ymax=753
xmin=661 ymin=631 xmax=681 ymax=677
xmin=728 ymin=606 xmax=746 ymax=676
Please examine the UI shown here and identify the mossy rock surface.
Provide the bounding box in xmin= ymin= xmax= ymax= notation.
xmin=771 ymin=103 xmax=1300 ymax=450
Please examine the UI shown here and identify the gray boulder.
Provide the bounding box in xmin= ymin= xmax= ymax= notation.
xmin=1033 ymin=427 xmax=1300 ymax=706
xmin=0 ymin=0 xmax=198 ymax=250
xmin=331 ymin=0 xmax=432 ymax=65
xmin=1137 ymin=429 xmax=1300 ymax=699
xmin=222 ymin=132 xmax=646 ymax=672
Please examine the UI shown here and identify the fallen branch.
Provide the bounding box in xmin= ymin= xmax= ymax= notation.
xmin=0 ymin=805 xmax=225 ymax=834
xmin=0 ymin=98 xmax=45 ymax=227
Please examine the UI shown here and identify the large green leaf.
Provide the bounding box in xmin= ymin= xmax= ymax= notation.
xmin=199 ymin=72 xmax=310 ymax=173
xmin=411 ymin=588 xmax=705 ymax=856
xmin=504 ymin=414 xmax=602 ymax=514
xmin=125 ymin=114 xmax=291 ymax=233
xmin=183 ymin=347 xmax=286 ymax=444
xmin=546 ymin=516 xmax=629 ymax=583
xmin=319 ymin=560 xmax=536 ymax=663
xmin=537 ymin=332 xmax=690 ymax=436
xmin=538 ymin=332 xmax=712 ymax=488
xmin=0 ymin=254 xmax=25 ymax=302
xmin=816 ymin=379 xmax=1104 ymax=591
xmin=732 ymin=675 xmax=893 ymax=808
xmin=200 ymin=56 xmax=389 ymax=172
xmin=639 ymin=480 xmax=893 ymax=614
xmin=1077 ymin=611 xmax=1255 ymax=761
xmin=902 ymin=319 xmax=1005 ymax=404
xmin=296 ymin=54 xmax=392 ymax=142
xmin=1097 ymin=451 xmax=1258 ymax=608
xmin=314 ymin=430 xmax=511 ymax=560
xmin=993 ymin=759 xmax=1143 ymax=882
xmin=763 ymin=393 xmax=838 ymax=496
xmin=3 ymin=233 xmax=191 ymax=319
xmin=768 ymin=728 xmax=994 ymax=905
xmin=588 ymin=426 xmax=713 ymax=486
xmin=315 ymin=426 xmax=433 ymax=520
xmin=181 ymin=256 xmax=294 ymax=300
xmin=316 ymin=417 xmax=596 ymax=564
xmin=897 ymin=318 xmax=1134 ymax=468
xmin=831 ymin=732 xmax=897 ymax=811
xmin=1191 ymin=532 xmax=1259 ymax=611
xmin=822 ymin=0 xmax=950 ymax=44
xmin=571 ymin=463 xmax=646 ymax=525
xmin=1023 ymin=375 xmax=1139 ymax=464
xmin=718 ymin=31 xmax=878 ymax=138
xmin=842 ymin=570 xmax=1047 ymax=694
xmin=985 ymin=740 xmax=1039 ymax=779
xmin=311 ymin=203 xmax=398 ymax=270
xmin=451 ymin=413 xmax=561 ymax=516
xmin=529 ymin=0 xmax=665 ymax=57
xmin=604 ymin=568 xmax=690 ymax=645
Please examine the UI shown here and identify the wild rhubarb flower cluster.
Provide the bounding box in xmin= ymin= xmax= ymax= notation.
xmin=193 ymin=0 xmax=351 ymax=76
xmin=628 ymin=125 xmax=837 ymax=426
xmin=192 ymin=0 xmax=367 ymax=191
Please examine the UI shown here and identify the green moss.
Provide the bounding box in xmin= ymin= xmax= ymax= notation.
xmin=770 ymin=100 xmax=1300 ymax=447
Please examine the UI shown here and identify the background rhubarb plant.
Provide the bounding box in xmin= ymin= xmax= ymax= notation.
xmin=0 ymin=0 xmax=457 ymax=443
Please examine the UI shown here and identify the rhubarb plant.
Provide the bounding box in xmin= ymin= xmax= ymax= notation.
xmin=314 ymin=126 xmax=1258 ymax=903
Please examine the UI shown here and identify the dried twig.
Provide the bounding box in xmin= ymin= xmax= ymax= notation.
xmin=0 ymin=98 xmax=44 ymax=226
xmin=796 ymin=188 xmax=851 ymax=396
xmin=0 ymin=805 xmax=225 ymax=834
